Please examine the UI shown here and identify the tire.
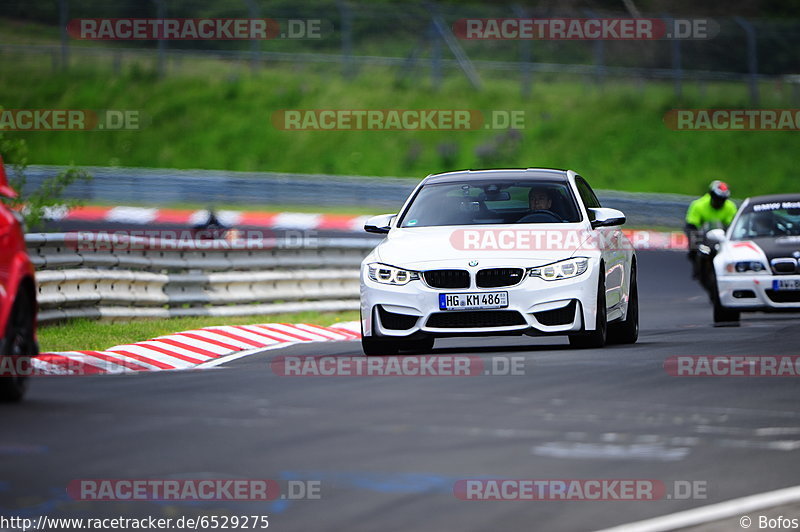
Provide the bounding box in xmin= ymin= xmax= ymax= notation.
xmin=710 ymin=272 xmax=741 ymax=326
xmin=713 ymin=297 xmax=740 ymax=325
xmin=569 ymin=271 xmax=608 ymax=349
xmin=0 ymin=291 xmax=37 ymax=402
xmin=608 ymin=265 xmax=639 ymax=345
xmin=361 ymin=336 xmax=399 ymax=356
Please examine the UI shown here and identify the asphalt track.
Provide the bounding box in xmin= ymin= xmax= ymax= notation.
xmin=3 ymin=250 xmax=800 ymax=532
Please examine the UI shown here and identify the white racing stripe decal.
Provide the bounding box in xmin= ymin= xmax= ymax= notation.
xmin=35 ymin=321 xmax=362 ymax=375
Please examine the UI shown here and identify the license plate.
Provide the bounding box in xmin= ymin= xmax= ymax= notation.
xmin=439 ymin=292 xmax=508 ymax=311
xmin=773 ymin=279 xmax=800 ymax=291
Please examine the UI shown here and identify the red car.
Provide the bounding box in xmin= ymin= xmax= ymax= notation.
xmin=0 ymin=156 xmax=38 ymax=401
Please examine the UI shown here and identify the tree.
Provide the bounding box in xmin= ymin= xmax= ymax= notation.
xmin=0 ymin=135 xmax=91 ymax=231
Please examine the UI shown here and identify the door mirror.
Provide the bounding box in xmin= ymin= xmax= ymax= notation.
xmin=364 ymin=214 xmax=396 ymax=234
xmin=589 ymin=207 xmax=626 ymax=229
xmin=705 ymin=228 xmax=727 ymax=244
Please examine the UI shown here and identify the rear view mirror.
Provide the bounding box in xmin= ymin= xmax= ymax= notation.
xmin=364 ymin=214 xmax=396 ymax=234
xmin=483 ymin=191 xmax=511 ymax=201
xmin=589 ymin=207 xmax=626 ymax=228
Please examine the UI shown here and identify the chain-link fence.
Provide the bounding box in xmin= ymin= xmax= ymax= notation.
xmin=3 ymin=1 xmax=799 ymax=103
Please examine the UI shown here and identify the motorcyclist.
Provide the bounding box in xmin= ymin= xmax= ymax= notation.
xmin=192 ymin=208 xmax=229 ymax=240
xmin=685 ymin=180 xmax=737 ymax=280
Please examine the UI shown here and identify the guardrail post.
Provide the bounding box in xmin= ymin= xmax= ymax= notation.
xmin=734 ymin=17 xmax=759 ymax=106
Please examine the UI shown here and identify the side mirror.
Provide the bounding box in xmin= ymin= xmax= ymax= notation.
xmin=364 ymin=214 xmax=396 ymax=234
xmin=705 ymin=228 xmax=727 ymax=244
xmin=589 ymin=207 xmax=626 ymax=229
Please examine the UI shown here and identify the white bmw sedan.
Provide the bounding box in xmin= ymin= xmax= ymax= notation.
xmin=359 ymin=168 xmax=638 ymax=355
xmin=708 ymin=193 xmax=800 ymax=325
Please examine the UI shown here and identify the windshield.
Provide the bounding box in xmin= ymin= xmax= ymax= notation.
xmin=731 ymin=201 xmax=800 ymax=239
xmin=399 ymin=180 xmax=582 ymax=227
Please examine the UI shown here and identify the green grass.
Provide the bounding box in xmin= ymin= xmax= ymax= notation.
xmin=38 ymin=310 xmax=359 ymax=352
xmin=1 ymin=29 xmax=798 ymax=199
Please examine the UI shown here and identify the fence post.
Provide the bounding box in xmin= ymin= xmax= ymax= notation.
xmin=244 ymin=0 xmax=261 ymax=72
xmin=663 ymin=14 xmax=682 ymax=99
xmin=337 ymin=0 xmax=355 ymax=79
xmin=59 ymin=0 xmax=69 ymax=70
xmin=429 ymin=22 xmax=442 ymax=89
xmin=426 ymin=2 xmax=482 ymax=90
xmin=512 ymin=4 xmax=532 ymax=99
xmin=153 ymin=0 xmax=167 ymax=78
xmin=584 ymin=10 xmax=605 ymax=87
xmin=734 ymin=17 xmax=759 ymax=106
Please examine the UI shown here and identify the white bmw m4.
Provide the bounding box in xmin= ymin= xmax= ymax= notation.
xmin=359 ymin=168 xmax=638 ymax=355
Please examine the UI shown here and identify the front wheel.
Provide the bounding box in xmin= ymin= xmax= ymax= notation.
xmin=398 ymin=336 xmax=435 ymax=354
xmin=710 ymin=272 xmax=740 ymax=326
xmin=713 ymin=297 xmax=740 ymax=325
xmin=362 ymin=336 xmax=399 ymax=356
xmin=569 ymin=272 xmax=607 ymax=349
xmin=0 ymin=291 xmax=37 ymax=402
xmin=608 ymin=265 xmax=639 ymax=345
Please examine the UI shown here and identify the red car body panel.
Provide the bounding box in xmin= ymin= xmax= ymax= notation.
xmin=0 ymin=158 xmax=37 ymax=341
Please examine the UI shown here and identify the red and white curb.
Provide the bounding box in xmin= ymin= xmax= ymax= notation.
xmin=33 ymin=321 xmax=362 ymax=376
xmin=46 ymin=205 xmax=372 ymax=233
xmin=47 ymin=205 xmax=688 ymax=250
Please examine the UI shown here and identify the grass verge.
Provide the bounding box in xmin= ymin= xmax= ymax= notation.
xmin=1 ymin=42 xmax=797 ymax=198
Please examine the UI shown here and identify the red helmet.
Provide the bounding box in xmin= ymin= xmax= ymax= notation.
xmin=709 ymin=180 xmax=730 ymax=200
xmin=0 ymin=155 xmax=18 ymax=198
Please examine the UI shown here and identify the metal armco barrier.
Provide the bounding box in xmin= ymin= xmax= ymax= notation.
xmin=27 ymin=233 xmax=379 ymax=324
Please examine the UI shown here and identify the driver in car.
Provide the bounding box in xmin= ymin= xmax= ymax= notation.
xmin=529 ymin=188 xmax=554 ymax=212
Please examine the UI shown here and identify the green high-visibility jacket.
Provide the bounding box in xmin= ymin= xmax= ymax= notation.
xmin=685 ymin=193 xmax=737 ymax=228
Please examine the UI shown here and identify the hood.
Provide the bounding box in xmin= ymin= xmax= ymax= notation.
xmin=749 ymin=236 xmax=800 ymax=263
xmin=372 ymin=224 xmax=597 ymax=268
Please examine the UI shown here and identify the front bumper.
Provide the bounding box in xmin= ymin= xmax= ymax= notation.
xmin=717 ymin=274 xmax=800 ymax=310
xmin=360 ymin=264 xmax=599 ymax=338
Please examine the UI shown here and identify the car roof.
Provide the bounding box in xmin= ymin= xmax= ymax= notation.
xmin=744 ymin=193 xmax=800 ymax=204
xmin=423 ymin=168 xmax=570 ymax=185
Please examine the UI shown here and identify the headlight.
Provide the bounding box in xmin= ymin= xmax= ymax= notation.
xmin=367 ymin=263 xmax=420 ymax=285
xmin=725 ymin=261 xmax=767 ymax=274
xmin=527 ymin=257 xmax=589 ymax=281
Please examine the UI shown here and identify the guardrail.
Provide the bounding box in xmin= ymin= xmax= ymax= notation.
xmin=28 ymin=233 xmax=379 ymax=324
xmin=28 ymin=227 xmax=686 ymax=324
